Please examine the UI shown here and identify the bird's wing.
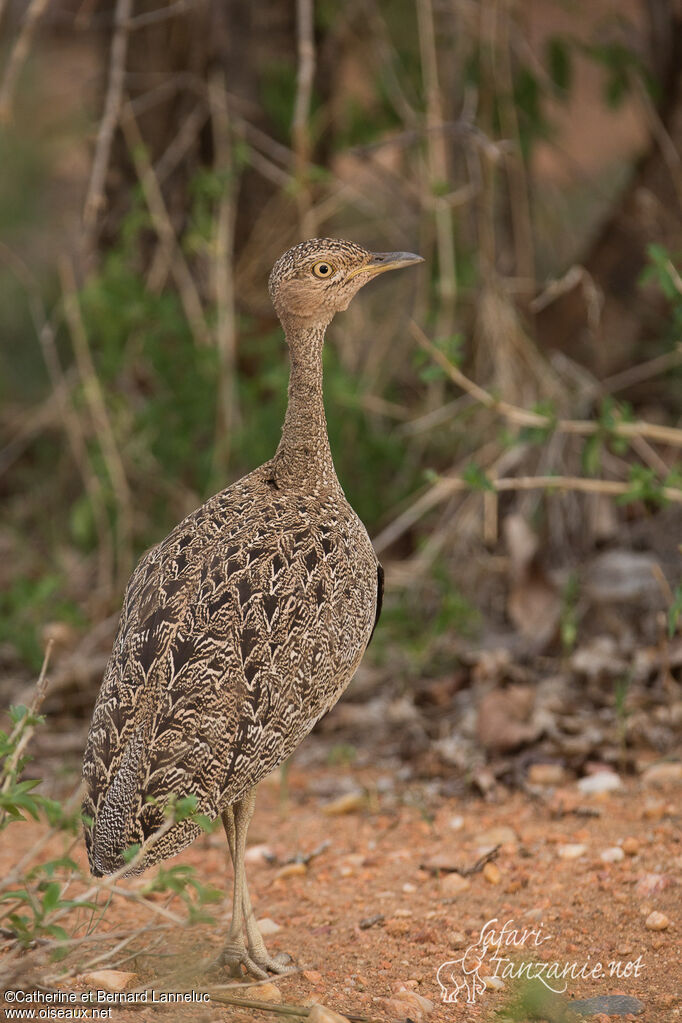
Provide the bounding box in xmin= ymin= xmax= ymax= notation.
xmin=83 ymin=478 xmax=378 ymax=874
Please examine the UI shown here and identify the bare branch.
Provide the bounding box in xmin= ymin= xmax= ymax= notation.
xmin=83 ymin=0 xmax=133 ymax=236
xmin=0 ymin=0 xmax=51 ymax=125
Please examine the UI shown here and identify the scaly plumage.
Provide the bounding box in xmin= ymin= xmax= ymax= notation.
xmin=82 ymin=237 xmax=422 ymax=977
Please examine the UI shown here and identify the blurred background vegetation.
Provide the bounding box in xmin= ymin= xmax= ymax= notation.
xmin=0 ymin=0 xmax=680 ymax=777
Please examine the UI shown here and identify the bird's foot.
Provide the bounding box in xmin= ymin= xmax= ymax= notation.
xmin=211 ymin=940 xmax=270 ymax=981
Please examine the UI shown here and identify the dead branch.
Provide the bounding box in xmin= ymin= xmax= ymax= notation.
xmin=121 ymin=102 xmax=211 ymax=346
xmin=83 ymin=0 xmax=133 ymax=235
xmin=411 ymin=322 xmax=682 ymax=449
xmin=292 ymin=0 xmax=316 ymax=236
xmin=0 ymin=0 xmax=51 ymax=124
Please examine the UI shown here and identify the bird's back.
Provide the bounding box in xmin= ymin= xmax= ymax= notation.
xmin=82 ymin=462 xmax=379 ymax=875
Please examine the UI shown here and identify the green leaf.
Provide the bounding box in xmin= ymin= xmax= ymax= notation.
xmin=546 ymin=36 xmax=572 ymax=94
xmin=41 ymin=882 xmax=61 ymax=914
xmin=669 ymin=586 xmax=682 ymax=639
xmin=462 ymin=463 xmax=494 ymax=492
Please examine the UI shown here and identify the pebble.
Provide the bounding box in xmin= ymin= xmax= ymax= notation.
xmin=394 ymin=908 xmax=412 ymax=917
xmin=642 ymin=762 xmax=682 ymax=787
xmin=448 ymin=815 xmax=464 ymax=831
xmin=600 ymin=846 xmax=625 ymax=863
xmin=622 ymin=837 xmax=640 ymax=856
xmin=308 ymin=1005 xmax=351 ymax=1023
xmin=402 ymin=882 xmax=417 ymax=893
xmin=577 ymin=771 xmax=622 ymax=795
xmin=383 ymin=991 xmax=434 ymax=1021
xmin=440 ymin=872 xmax=470 ymax=896
xmin=257 ymin=917 xmax=281 ymax=936
xmin=276 ymin=861 xmax=307 ymax=879
xmin=322 ymin=791 xmax=365 ymax=815
xmin=483 ymin=862 xmax=502 ymax=885
xmin=475 ymin=825 xmax=516 ymax=847
xmin=385 ymin=918 xmax=411 ymax=936
xmin=245 ymin=843 xmax=275 ymax=864
xmin=80 ymin=971 xmax=136 ymax=992
xmin=303 ymin=970 xmax=323 ymax=985
xmin=636 ymin=873 xmax=674 ymax=897
xmin=557 ymin=843 xmax=588 ymax=860
xmin=528 ymin=763 xmax=567 ymax=786
xmin=645 ymin=911 xmax=670 ymax=931
xmin=448 ymin=930 xmax=467 ymax=948
xmin=484 ymin=976 xmax=505 ymax=991
xmin=257 ymin=983 xmax=283 ymax=1003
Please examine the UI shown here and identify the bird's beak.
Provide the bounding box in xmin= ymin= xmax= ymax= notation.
xmin=347 ymin=251 xmax=424 ymax=281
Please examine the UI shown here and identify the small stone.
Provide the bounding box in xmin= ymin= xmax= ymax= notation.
xmin=484 ymin=975 xmax=505 ymax=991
xmin=483 ymin=862 xmax=502 ymax=885
xmin=528 ymin=763 xmax=567 ymax=786
xmin=394 ymin=908 xmax=412 ymax=917
xmin=440 ymin=872 xmax=470 ymax=896
xmin=402 ymin=882 xmax=417 ymax=893
xmin=308 ymin=1004 xmax=351 ymax=1023
xmin=557 ymin=843 xmax=588 ymax=860
xmin=383 ymin=991 xmax=434 ymax=1021
xmin=645 ymin=911 xmax=670 ymax=931
xmin=257 ymin=983 xmax=283 ymax=1003
xmin=322 ymin=791 xmax=365 ymax=815
xmin=636 ymin=873 xmax=674 ymax=897
xmin=475 ymin=825 xmax=516 ymax=847
xmin=245 ymin=843 xmax=275 ymax=864
xmin=622 ymin=837 xmax=640 ymax=856
xmin=577 ymin=771 xmax=622 ymax=795
xmin=385 ymin=918 xmax=411 ymax=936
xmin=643 ymin=799 xmax=666 ymax=820
xmin=257 ymin=917 xmax=281 ymax=936
xmin=600 ymin=846 xmax=625 ymax=863
xmin=642 ymin=762 xmax=682 ymax=787
xmin=448 ymin=930 xmax=467 ymax=948
xmin=448 ymin=815 xmax=464 ymax=831
xmin=303 ymin=970 xmax=323 ymax=985
xmin=80 ymin=971 xmax=136 ymax=992
xmin=276 ymin=861 xmax=307 ymax=879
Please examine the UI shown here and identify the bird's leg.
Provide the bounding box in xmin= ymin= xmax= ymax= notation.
xmin=220 ymin=793 xmax=293 ymax=977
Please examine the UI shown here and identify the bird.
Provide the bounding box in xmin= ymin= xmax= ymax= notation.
xmin=82 ymin=237 xmax=423 ymax=979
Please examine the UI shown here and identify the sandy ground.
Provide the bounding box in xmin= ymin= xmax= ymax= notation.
xmin=1 ymin=759 xmax=680 ymax=1023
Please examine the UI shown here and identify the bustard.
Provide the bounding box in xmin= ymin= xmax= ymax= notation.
xmin=82 ymin=238 xmax=423 ymax=978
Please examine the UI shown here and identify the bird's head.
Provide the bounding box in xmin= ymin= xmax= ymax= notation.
xmin=269 ymin=238 xmax=423 ymax=329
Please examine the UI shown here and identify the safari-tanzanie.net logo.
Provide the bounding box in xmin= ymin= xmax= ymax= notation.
xmin=436 ymin=917 xmax=644 ymax=1005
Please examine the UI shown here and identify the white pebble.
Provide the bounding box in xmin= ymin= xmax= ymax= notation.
xmin=600 ymin=846 xmax=625 ymax=863
xmin=557 ymin=843 xmax=588 ymax=860
xmin=577 ymin=772 xmax=622 ymax=794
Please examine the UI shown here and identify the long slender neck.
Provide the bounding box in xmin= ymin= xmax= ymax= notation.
xmin=272 ymin=321 xmax=336 ymax=488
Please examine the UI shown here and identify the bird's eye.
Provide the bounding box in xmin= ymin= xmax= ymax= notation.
xmin=312 ymin=261 xmax=334 ymax=279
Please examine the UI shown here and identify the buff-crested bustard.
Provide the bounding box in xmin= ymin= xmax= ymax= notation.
xmin=82 ymin=238 xmax=423 ymax=978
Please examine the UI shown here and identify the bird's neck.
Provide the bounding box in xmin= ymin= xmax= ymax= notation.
xmin=272 ymin=322 xmax=337 ymax=488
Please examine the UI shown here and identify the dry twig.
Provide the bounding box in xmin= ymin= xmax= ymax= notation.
xmin=0 ymin=0 xmax=51 ymax=124
xmin=83 ymin=0 xmax=133 ymax=235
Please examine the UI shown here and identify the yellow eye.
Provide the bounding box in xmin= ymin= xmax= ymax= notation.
xmin=312 ymin=261 xmax=334 ymax=279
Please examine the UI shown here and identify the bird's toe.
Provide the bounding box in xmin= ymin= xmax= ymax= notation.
xmin=251 ymin=950 xmax=296 ymax=975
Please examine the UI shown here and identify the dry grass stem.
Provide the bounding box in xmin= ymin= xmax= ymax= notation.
xmin=59 ymin=257 xmax=134 ymax=584
xmin=208 ymin=70 xmax=240 ymax=467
